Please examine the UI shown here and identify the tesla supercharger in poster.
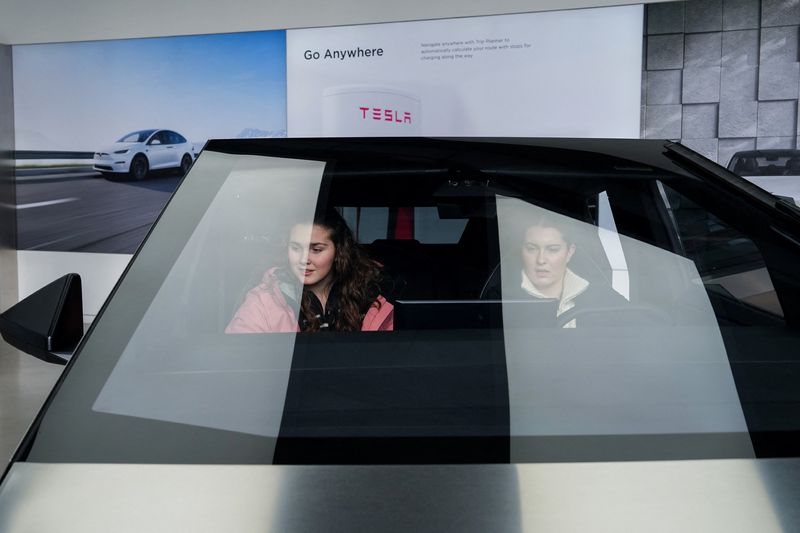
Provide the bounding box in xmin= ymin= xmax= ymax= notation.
xmin=322 ymin=86 xmax=422 ymax=136
xmin=286 ymin=5 xmax=643 ymax=138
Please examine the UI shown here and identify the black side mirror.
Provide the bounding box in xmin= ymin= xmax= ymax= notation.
xmin=0 ymin=274 xmax=84 ymax=365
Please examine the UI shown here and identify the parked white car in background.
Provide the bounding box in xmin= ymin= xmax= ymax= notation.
xmin=93 ymin=129 xmax=195 ymax=180
xmin=728 ymin=149 xmax=800 ymax=206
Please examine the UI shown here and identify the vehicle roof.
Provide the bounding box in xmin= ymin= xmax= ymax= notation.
xmin=203 ymin=137 xmax=694 ymax=179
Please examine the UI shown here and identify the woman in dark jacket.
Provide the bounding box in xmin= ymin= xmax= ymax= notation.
xmin=514 ymin=214 xmax=629 ymax=328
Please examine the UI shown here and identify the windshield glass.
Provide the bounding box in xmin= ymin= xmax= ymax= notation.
xmin=24 ymin=139 xmax=800 ymax=465
xmin=117 ymin=129 xmax=157 ymax=143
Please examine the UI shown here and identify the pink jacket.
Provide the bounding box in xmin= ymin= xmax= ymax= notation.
xmin=225 ymin=267 xmax=394 ymax=333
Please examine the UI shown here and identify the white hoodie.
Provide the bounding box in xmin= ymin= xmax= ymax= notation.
xmin=520 ymin=268 xmax=589 ymax=328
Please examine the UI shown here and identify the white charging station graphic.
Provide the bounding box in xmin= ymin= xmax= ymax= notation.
xmin=322 ymin=85 xmax=422 ymax=136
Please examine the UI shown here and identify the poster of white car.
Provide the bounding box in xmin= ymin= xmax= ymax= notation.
xmin=93 ymin=129 xmax=195 ymax=180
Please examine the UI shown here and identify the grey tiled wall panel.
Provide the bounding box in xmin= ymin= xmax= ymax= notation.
xmin=683 ymin=66 xmax=722 ymax=102
xmin=682 ymin=138 xmax=720 ymax=160
xmin=646 ymin=69 xmax=682 ymax=104
xmin=760 ymin=26 xmax=799 ymax=63
xmin=723 ymin=0 xmax=760 ymax=30
xmin=685 ymin=32 xmax=723 ymax=67
xmin=721 ymin=65 xmax=759 ymax=101
xmin=686 ymin=0 xmax=724 ymax=32
xmin=645 ymin=105 xmax=682 ymax=138
xmin=758 ymin=62 xmax=800 ymax=99
xmin=718 ymin=138 xmax=756 ymax=167
xmin=645 ymin=1 xmax=800 ymax=165
xmin=756 ymin=136 xmax=797 ymax=148
xmin=647 ymin=2 xmax=685 ymax=34
xmin=647 ymin=34 xmax=685 ymax=69
xmin=761 ymin=0 xmax=800 ymax=28
xmin=757 ymin=100 xmax=798 ymax=136
xmin=719 ymin=100 xmax=759 ymax=136
xmin=721 ymin=29 xmax=760 ymax=66
xmin=683 ymin=104 xmax=719 ymax=138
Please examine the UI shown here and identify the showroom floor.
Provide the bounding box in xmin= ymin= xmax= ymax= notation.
xmin=0 ymin=341 xmax=62 ymax=464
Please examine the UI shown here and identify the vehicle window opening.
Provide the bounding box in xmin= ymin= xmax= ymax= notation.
xmin=660 ymin=182 xmax=784 ymax=325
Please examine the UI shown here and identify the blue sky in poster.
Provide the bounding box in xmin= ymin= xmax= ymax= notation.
xmin=13 ymin=30 xmax=287 ymax=151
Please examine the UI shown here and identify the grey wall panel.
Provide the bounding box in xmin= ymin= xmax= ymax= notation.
xmin=758 ymin=62 xmax=800 ymax=100
xmin=682 ymin=67 xmax=722 ymax=103
xmin=683 ymin=103 xmax=719 ymax=138
xmin=686 ymin=0 xmax=723 ymax=33
xmin=685 ymin=32 xmax=723 ymax=67
xmin=756 ymin=135 xmax=797 ymax=148
xmin=759 ymin=26 xmax=799 ymax=63
xmin=757 ymin=100 xmax=797 ymax=136
xmin=719 ymin=100 xmax=758 ymax=137
xmin=648 ymin=34 xmax=685 ymax=69
xmin=721 ymin=65 xmax=758 ymax=101
xmin=646 ymin=69 xmax=683 ymax=104
xmin=681 ymin=137 xmax=720 ymax=160
xmin=719 ymin=137 xmax=756 ymax=165
xmin=723 ymin=0 xmax=760 ymax=30
xmin=644 ymin=104 xmax=682 ymax=138
xmin=644 ymin=0 xmax=800 ymax=167
xmin=0 ymin=44 xmax=16 ymax=311
xmin=761 ymin=0 xmax=800 ymax=28
xmin=647 ymin=1 xmax=685 ymax=34
xmin=722 ymin=29 xmax=760 ymax=66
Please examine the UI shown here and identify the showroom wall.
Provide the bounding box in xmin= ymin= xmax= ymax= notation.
xmin=0 ymin=44 xmax=15 ymax=312
xmin=0 ymin=0 xmax=662 ymax=44
xmin=10 ymin=0 xmax=787 ymax=318
xmin=643 ymin=0 xmax=800 ymax=166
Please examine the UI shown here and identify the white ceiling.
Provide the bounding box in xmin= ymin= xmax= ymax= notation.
xmin=0 ymin=0 xmax=665 ymax=45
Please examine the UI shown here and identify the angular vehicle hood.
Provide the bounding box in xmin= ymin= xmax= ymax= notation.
xmin=0 ymin=460 xmax=798 ymax=532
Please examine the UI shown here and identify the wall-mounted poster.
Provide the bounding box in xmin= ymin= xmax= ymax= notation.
xmin=12 ymin=7 xmax=644 ymax=319
xmin=286 ymin=5 xmax=643 ymax=138
xmin=14 ymin=30 xmax=287 ymax=254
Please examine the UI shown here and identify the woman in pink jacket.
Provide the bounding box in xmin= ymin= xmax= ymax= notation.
xmin=226 ymin=208 xmax=393 ymax=333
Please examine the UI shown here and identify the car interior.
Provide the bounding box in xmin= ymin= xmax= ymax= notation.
xmin=138 ymin=136 xmax=794 ymax=340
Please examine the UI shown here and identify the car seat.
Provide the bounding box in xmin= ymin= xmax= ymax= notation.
xmin=784 ymin=157 xmax=800 ymax=175
xmin=732 ymin=158 xmax=758 ymax=176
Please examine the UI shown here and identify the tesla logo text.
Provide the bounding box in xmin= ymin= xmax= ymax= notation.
xmin=359 ymin=107 xmax=412 ymax=124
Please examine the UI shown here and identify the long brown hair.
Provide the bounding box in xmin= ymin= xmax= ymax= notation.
xmin=297 ymin=208 xmax=383 ymax=331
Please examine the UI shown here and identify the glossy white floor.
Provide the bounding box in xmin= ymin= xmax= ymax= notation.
xmin=0 ymin=340 xmax=62 ymax=464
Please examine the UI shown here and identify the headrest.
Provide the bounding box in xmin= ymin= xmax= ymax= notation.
xmin=733 ymin=158 xmax=757 ymax=174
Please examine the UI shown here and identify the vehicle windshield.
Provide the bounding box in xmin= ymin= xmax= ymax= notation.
xmin=24 ymin=139 xmax=800 ymax=466
xmin=117 ymin=129 xmax=157 ymax=143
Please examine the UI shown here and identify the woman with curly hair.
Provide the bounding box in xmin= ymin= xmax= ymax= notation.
xmin=226 ymin=208 xmax=393 ymax=333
